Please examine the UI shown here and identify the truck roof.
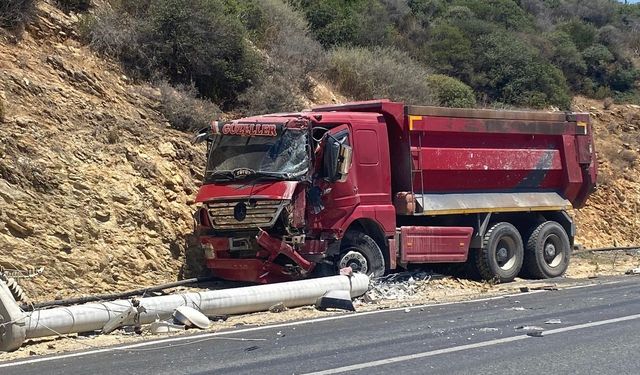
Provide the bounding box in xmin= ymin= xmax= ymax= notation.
xmin=312 ymin=99 xmax=587 ymax=122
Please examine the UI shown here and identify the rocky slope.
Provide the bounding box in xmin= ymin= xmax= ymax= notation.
xmin=572 ymin=97 xmax=640 ymax=249
xmin=0 ymin=2 xmax=206 ymax=301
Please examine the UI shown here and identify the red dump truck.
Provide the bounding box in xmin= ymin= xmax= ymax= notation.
xmin=193 ymin=100 xmax=597 ymax=283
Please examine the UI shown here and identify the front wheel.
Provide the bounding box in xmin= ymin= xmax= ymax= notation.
xmin=523 ymin=221 xmax=571 ymax=279
xmin=475 ymin=222 xmax=524 ymax=283
xmin=338 ymin=232 xmax=385 ymax=278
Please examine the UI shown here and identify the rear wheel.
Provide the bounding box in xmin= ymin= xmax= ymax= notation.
xmin=523 ymin=221 xmax=571 ymax=279
xmin=338 ymin=232 xmax=385 ymax=278
xmin=475 ymin=222 xmax=524 ymax=283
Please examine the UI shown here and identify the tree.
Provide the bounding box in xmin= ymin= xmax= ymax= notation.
xmin=473 ymin=32 xmax=571 ymax=108
xmin=421 ymin=23 xmax=474 ymax=83
xmin=425 ymin=74 xmax=476 ymax=107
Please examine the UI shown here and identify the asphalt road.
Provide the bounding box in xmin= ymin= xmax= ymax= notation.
xmin=2 ymin=276 xmax=640 ymax=375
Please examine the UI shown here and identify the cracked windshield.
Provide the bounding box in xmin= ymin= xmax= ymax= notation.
xmin=205 ymin=128 xmax=309 ymax=182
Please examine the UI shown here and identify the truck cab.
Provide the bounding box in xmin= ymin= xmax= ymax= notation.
xmin=193 ymin=100 xmax=597 ymax=284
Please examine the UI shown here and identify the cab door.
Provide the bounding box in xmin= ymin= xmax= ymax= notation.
xmin=308 ymin=124 xmax=359 ymax=231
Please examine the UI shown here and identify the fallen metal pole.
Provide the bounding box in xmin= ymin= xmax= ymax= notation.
xmin=21 ymin=276 xmax=216 ymax=311
xmin=0 ymin=273 xmax=369 ymax=351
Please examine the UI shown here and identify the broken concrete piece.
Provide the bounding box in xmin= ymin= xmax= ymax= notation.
xmin=173 ymin=306 xmax=210 ymax=329
xmin=626 ymin=267 xmax=640 ymax=275
xmin=527 ymin=330 xmax=544 ymax=337
xmin=268 ymin=302 xmax=287 ymax=313
xmin=545 ymin=319 xmax=562 ymax=324
xmin=478 ymin=327 xmax=499 ymax=333
xmin=149 ymin=320 xmax=185 ymax=334
xmin=516 ymin=325 xmax=545 ymax=337
xmin=315 ymin=290 xmax=355 ymax=311
xmin=102 ymin=306 xmax=137 ymax=334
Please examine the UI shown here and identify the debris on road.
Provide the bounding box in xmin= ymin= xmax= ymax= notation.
xmin=545 ymin=319 xmax=562 ymax=324
xmin=478 ymin=327 xmax=499 ymax=333
xmin=360 ymin=270 xmax=443 ymax=303
xmin=626 ymin=267 xmax=640 ymax=275
xmin=516 ymin=325 xmax=545 ymax=337
xmin=149 ymin=321 xmax=185 ymax=335
xmin=506 ymin=307 xmax=526 ymax=311
xmin=173 ymin=306 xmax=210 ymax=329
xmin=268 ymin=302 xmax=288 ymax=313
xmin=315 ymin=290 xmax=355 ymax=312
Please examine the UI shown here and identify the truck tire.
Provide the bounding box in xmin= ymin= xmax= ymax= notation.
xmin=523 ymin=221 xmax=571 ymax=279
xmin=475 ymin=222 xmax=524 ymax=283
xmin=339 ymin=232 xmax=385 ymax=278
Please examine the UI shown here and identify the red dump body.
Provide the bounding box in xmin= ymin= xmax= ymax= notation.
xmin=195 ymin=100 xmax=597 ymax=283
xmin=313 ymin=100 xmax=596 ymax=211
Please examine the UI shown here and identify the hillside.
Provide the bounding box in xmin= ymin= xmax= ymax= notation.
xmin=0 ymin=2 xmax=206 ymax=300
xmin=573 ymin=97 xmax=640 ymax=248
xmin=0 ymin=1 xmax=638 ymax=303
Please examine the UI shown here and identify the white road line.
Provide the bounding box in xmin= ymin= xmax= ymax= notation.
xmin=0 ymin=279 xmax=616 ymax=369
xmin=303 ymin=313 xmax=640 ymax=375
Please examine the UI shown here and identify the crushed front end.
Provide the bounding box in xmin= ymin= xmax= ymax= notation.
xmin=193 ymin=117 xmax=321 ymax=283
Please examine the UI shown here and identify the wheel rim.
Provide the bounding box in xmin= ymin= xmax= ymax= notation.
xmin=543 ymin=234 xmax=564 ymax=268
xmin=339 ymin=250 xmax=369 ymax=274
xmin=495 ymin=237 xmax=517 ymax=271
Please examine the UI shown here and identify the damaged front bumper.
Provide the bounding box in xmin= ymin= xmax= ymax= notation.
xmin=200 ymin=231 xmax=315 ymax=283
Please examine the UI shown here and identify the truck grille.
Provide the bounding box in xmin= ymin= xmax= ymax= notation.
xmin=207 ymin=200 xmax=286 ymax=230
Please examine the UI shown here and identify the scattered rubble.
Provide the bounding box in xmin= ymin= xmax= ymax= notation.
xmin=361 ymin=271 xmax=440 ymax=302
xmin=516 ymin=325 xmax=545 ymax=337
xmin=149 ymin=321 xmax=185 ymax=335
xmin=173 ymin=306 xmax=210 ymax=329
xmin=268 ymin=302 xmax=288 ymax=313
xmin=626 ymin=267 xmax=640 ymax=275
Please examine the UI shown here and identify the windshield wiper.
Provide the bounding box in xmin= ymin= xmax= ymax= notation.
xmin=206 ymin=170 xmax=235 ymax=182
xmin=247 ymin=170 xmax=287 ymax=180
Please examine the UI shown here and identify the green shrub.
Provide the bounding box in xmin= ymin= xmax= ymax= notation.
xmin=544 ymin=31 xmax=586 ymax=89
xmin=83 ymin=0 xmax=260 ymax=107
xmin=473 ymin=32 xmax=571 ymax=109
xmin=582 ymin=44 xmax=615 ymax=83
xmin=247 ymin=0 xmax=325 ymax=86
xmin=451 ymin=0 xmax=534 ymax=31
xmin=425 ymin=74 xmax=476 ymax=108
xmin=238 ymin=71 xmax=304 ymax=115
xmin=159 ymin=83 xmax=220 ymax=132
xmin=558 ymin=20 xmax=597 ymax=51
xmin=326 ymin=46 xmax=435 ymax=104
xmin=0 ymin=0 xmax=36 ymax=30
xmin=423 ymin=23 xmax=473 ymax=79
xmin=297 ymin=0 xmax=397 ymax=47
xmin=56 ymin=0 xmax=91 ymax=12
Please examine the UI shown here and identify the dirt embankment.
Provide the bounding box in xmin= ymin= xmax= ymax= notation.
xmin=572 ymin=97 xmax=640 ymax=248
xmin=0 ymin=2 xmax=207 ymax=302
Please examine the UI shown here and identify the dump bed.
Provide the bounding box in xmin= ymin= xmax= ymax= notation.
xmin=312 ymin=100 xmax=597 ymax=213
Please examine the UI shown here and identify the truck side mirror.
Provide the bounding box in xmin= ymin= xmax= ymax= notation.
xmin=192 ymin=127 xmax=211 ymax=144
xmin=323 ymin=137 xmax=352 ymax=182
